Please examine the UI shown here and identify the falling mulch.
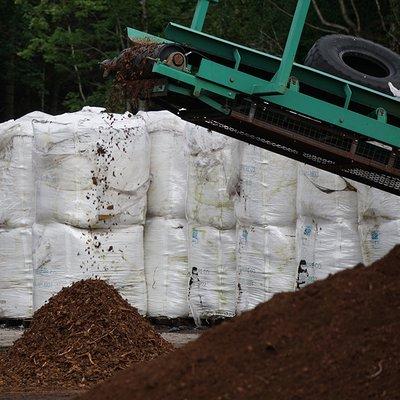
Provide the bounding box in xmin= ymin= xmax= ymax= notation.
xmin=78 ymin=245 xmax=400 ymax=400
xmin=101 ymin=41 xmax=166 ymax=106
xmin=0 ymin=279 xmax=173 ymax=392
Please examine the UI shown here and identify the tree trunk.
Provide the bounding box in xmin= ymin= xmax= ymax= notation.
xmin=50 ymin=70 xmax=61 ymax=115
xmin=68 ymin=24 xmax=86 ymax=103
xmin=4 ymin=55 xmax=15 ymax=119
xmin=140 ymin=0 xmax=148 ymax=32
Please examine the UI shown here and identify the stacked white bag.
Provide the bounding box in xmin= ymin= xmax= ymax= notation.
xmin=145 ymin=218 xmax=188 ymax=317
xmin=188 ymin=225 xmax=236 ymax=321
xmin=235 ymin=144 xmax=298 ymax=313
xmin=140 ymin=111 xmax=190 ymax=317
xmin=33 ymin=223 xmax=146 ymax=312
xmin=296 ymin=165 xmax=362 ymax=288
xmin=358 ymin=186 xmax=400 ymax=265
xmin=142 ymin=111 xmax=187 ymax=219
xmin=186 ymin=124 xmax=239 ymax=230
xmin=32 ymin=108 xmax=149 ymax=314
xmin=0 ymin=227 xmax=32 ymax=318
xmin=0 ymin=112 xmax=48 ymax=318
xmin=186 ymin=123 xmax=239 ymax=321
xmin=34 ymin=109 xmax=149 ymax=228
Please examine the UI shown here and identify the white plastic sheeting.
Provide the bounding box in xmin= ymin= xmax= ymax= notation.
xmin=33 ymin=111 xmax=150 ymax=228
xmin=144 ymin=217 xmax=189 ymax=317
xmin=33 ymin=223 xmax=146 ymax=314
xmin=188 ymin=225 xmax=237 ymax=322
xmin=236 ymin=224 xmax=297 ymax=313
xmin=142 ymin=111 xmax=187 ymax=218
xmin=186 ymin=124 xmax=239 ymax=230
xmin=295 ymin=216 xmax=362 ymax=288
xmin=297 ymin=164 xmax=358 ymax=222
xmin=235 ymin=144 xmax=297 ymax=226
xmin=359 ymin=219 xmax=400 ymax=266
xmin=357 ymin=186 xmax=400 ymax=220
xmin=0 ymin=112 xmax=48 ymax=228
xmin=0 ymin=227 xmax=33 ymax=318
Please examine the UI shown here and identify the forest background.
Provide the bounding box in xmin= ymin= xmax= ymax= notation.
xmin=1 ymin=0 xmax=399 ymax=121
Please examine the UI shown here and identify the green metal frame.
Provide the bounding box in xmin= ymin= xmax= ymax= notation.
xmin=127 ymin=0 xmax=400 ymax=148
xmin=191 ymin=0 xmax=219 ymax=31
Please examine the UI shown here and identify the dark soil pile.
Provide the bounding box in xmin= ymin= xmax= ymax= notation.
xmin=0 ymin=279 xmax=173 ymax=392
xmin=79 ymin=246 xmax=400 ymax=400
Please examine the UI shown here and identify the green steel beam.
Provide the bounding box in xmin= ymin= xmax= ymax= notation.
xmin=127 ymin=23 xmax=400 ymax=118
xmin=153 ymin=61 xmax=236 ymax=99
xmin=262 ymin=90 xmax=400 ymax=147
xmin=168 ymin=82 xmax=229 ymax=114
xmin=197 ymin=59 xmax=278 ymax=95
xmin=191 ymin=0 xmax=209 ymax=31
xmin=197 ymin=0 xmax=311 ymax=94
xmin=196 ymin=59 xmax=400 ymax=146
xmin=126 ymin=6 xmax=400 ymax=149
xmin=163 ymin=23 xmax=400 ymax=118
xmin=191 ymin=0 xmax=218 ymax=31
xmin=127 ymin=27 xmax=171 ymax=43
xmin=271 ymin=0 xmax=311 ymax=92
xmin=153 ymin=61 xmax=400 ymax=147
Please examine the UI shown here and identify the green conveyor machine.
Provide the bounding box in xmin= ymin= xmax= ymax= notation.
xmin=112 ymin=0 xmax=400 ymax=195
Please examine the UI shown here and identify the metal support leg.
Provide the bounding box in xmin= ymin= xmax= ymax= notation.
xmin=191 ymin=0 xmax=218 ymax=31
xmin=271 ymin=0 xmax=311 ymax=92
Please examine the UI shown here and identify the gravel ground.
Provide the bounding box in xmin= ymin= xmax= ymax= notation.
xmin=0 ymin=328 xmax=24 ymax=349
xmin=0 ymin=327 xmax=200 ymax=349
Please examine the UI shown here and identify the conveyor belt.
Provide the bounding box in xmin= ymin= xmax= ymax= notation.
xmin=155 ymin=95 xmax=400 ymax=195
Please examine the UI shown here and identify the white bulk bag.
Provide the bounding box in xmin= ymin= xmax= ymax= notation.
xmin=18 ymin=111 xmax=50 ymax=122
xmin=357 ymin=185 xmax=400 ymax=220
xmin=139 ymin=110 xmax=186 ymax=134
xmin=186 ymin=124 xmax=239 ymax=229
xmin=359 ymin=219 xmax=400 ymax=266
xmin=34 ymin=112 xmax=150 ymax=228
xmin=142 ymin=111 xmax=187 ymax=218
xmin=235 ymin=144 xmax=297 ymax=226
xmin=33 ymin=223 xmax=146 ymax=314
xmin=188 ymin=225 xmax=237 ymax=322
xmin=297 ymin=164 xmax=358 ymax=222
xmin=295 ymin=216 xmax=362 ymax=288
xmin=0 ymin=113 xmax=48 ymax=227
xmin=0 ymin=227 xmax=33 ymax=318
xmin=236 ymin=224 xmax=297 ymax=313
xmin=144 ymin=217 xmax=189 ymax=317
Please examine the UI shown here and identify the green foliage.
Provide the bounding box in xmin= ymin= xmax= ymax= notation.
xmin=1 ymin=0 xmax=399 ymax=121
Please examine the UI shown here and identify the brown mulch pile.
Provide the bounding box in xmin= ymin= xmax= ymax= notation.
xmin=0 ymin=279 xmax=173 ymax=392
xmin=79 ymin=246 xmax=400 ymax=400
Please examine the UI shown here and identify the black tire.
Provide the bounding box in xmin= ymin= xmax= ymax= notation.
xmin=304 ymin=34 xmax=400 ymax=94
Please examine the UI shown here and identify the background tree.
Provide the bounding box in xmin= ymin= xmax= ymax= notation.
xmin=0 ymin=0 xmax=399 ymax=122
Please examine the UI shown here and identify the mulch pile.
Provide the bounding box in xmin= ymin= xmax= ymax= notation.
xmin=0 ymin=279 xmax=173 ymax=392
xmin=79 ymin=246 xmax=400 ymax=400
